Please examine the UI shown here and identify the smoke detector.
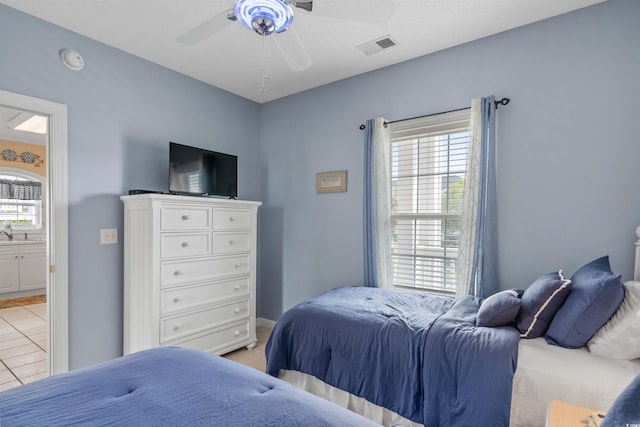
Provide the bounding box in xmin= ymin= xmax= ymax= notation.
xmin=60 ymin=49 xmax=85 ymax=71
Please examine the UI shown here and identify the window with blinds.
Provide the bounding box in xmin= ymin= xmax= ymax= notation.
xmin=0 ymin=174 xmax=43 ymax=228
xmin=389 ymin=109 xmax=471 ymax=294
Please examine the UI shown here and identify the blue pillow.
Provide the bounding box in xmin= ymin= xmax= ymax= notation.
xmin=600 ymin=374 xmax=640 ymax=427
xmin=476 ymin=289 xmax=523 ymax=327
xmin=516 ymin=271 xmax=571 ymax=338
xmin=546 ymin=256 xmax=625 ymax=349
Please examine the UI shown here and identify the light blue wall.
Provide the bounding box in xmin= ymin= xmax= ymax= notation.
xmin=259 ymin=0 xmax=640 ymax=320
xmin=0 ymin=5 xmax=261 ymax=369
xmin=2 ymin=0 xmax=639 ymax=367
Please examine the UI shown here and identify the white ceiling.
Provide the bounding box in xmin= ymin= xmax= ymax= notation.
xmin=0 ymin=106 xmax=47 ymax=145
xmin=1 ymin=0 xmax=604 ymax=103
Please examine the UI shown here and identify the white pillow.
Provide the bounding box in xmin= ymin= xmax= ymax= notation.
xmin=587 ymin=281 xmax=640 ymax=360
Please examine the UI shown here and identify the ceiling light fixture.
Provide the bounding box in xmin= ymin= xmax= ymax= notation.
xmin=13 ymin=115 xmax=48 ymax=134
xmin=234 ymin=0 xmax=294 ymax=36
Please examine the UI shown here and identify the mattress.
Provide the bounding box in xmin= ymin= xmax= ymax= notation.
xmin=510 ymin=337 xmax=640 ymax=427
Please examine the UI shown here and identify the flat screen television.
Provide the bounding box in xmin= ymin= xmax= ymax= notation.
xmin=169 ymin=142 xmax=237 ymax=198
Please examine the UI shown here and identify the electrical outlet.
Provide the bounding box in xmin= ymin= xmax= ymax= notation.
xmin=100 ymin=228 xmax=118 ymax=245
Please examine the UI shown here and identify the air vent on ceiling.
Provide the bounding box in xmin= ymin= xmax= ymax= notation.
xmin=357 ymin=34 xmax=398 ymax=56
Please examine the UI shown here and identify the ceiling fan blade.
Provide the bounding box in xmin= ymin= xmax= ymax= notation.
xmin=295 ymin=1 xmax=313 ymax=12
xmin=177 ymin=9 xmax=236 ymax=44
xmin=311 ymin=0 xmax=394 ymax=25
xmin=274 ymin=26 xmax=312 ymax=71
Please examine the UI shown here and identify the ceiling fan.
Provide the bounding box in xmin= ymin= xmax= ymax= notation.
xmin=177 ymin=0 xmax=395 ymax=72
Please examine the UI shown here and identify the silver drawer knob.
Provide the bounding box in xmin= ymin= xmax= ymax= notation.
xmin=234 ymin=285 xmax=240 ymax=291
xmin=229 ymin=216 xmax=236 ymax=222
xmin=173 ymin=297 xmax=181 ymax=303
xmin=181 ymin=242 xmax=190 ymax=247
xmin=181 ymin=215 xmax=190 ymax=220
xmin=173 ymin=324 xmax=182 ymax=331
xmin=234 ymin=308 xmax=241 ymax=314
xmin=234 ymin=331 xmax=240 ymax=337
xmin=234 ymin=263 xmax=241 ymax=268
xmin=228 ymin=239 xmax=236 ymax=245
xmin=173 ymin=270 xmax=183 ymax=276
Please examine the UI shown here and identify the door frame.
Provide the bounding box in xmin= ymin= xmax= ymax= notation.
xmin=0 ymin=89 xmax=69 ymax=374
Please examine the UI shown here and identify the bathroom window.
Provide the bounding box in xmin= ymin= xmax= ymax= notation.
xmin=0 ymin=173 xmax=43 ymax=229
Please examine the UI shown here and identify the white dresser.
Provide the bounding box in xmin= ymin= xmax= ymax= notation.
xmin=121 ymin=194 xmax=261 ymax=356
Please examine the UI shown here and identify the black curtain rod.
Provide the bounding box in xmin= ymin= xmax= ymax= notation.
xmin=383 ymin=106 xmax=470 ymax=127
xmin=358 ymin=97 xmax=511 ymax=130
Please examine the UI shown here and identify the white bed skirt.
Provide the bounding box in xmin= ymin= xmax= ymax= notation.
xmin=279 ymin=338 xmax=640 ymax=427
xmin=278 ymin=370 xmax=421 ymax=427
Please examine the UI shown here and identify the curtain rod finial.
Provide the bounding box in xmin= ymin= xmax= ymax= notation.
xmin=495 ymin=97 xmax=510 ymax=108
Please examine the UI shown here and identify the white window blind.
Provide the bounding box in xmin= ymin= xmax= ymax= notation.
xmin=389 ymin=109 xmax=471 ymax=294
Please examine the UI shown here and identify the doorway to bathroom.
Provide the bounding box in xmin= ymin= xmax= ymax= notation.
xmin=0 ymin=89 xmax=69 ymax=386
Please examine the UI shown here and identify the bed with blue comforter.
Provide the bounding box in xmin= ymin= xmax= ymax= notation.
xmin=0 ymin=346 xmax=379 ymax=426
xmin=265 ymin=286 xmax=521 ymax=427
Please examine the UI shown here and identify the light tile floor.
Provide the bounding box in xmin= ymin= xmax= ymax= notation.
xmin=0 ymin=303 xmax=47 ymax=392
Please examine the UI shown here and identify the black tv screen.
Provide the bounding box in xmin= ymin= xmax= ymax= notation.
xmin=169 ymin=142 xmax=237 ymax=198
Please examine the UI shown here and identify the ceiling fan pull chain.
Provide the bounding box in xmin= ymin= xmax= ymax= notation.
xmin=260 ymin=33 xmax=272 ymax=92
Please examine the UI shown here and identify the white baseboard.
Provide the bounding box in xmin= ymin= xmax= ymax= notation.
xmin=257 ymin=317 xmax=276 ymax=329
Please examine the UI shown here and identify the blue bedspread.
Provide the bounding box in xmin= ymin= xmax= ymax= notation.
xmin=601 ymin=374 xmax=640 ymax=427
xmin=0 ymin=347 xmax=380 ymax=426
xmin=265 ymin=286 xmax=520 ymax=427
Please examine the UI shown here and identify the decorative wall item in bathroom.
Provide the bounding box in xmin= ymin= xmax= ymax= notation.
xmin=0 ymin=140 xmax=46 ymax=176
xmin=2 ymin=149 xmax=16 ymax=161
xmin=1 ymin=147 xmax=43 ymax=167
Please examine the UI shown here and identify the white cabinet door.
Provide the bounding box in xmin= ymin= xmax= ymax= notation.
xmin=19 ymin=245 xmax=46 ymax=291
xmin=0 ymin=251 xmax=20 ymax=293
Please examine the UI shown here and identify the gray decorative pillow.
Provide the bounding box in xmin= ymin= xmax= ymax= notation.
xmin=588 ymin=281 xmax=640 ymax=359
xmin=476 ymin=289 xmax=523 ymax=327
xmin=516 ymin=270 xmax=571 ymax=338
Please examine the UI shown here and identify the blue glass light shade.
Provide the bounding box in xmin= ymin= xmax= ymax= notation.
xmin=234 ymin=0 xmax=294 ymax=35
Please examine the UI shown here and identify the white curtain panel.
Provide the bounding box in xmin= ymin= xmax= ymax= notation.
xmin=372 ymin=118 xmax=393 ymax=289
xmin=456 ymin=98 xmax=481 ymax=298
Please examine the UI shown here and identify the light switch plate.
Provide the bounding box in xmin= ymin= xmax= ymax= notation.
xmin=100 ymin=228 xmax=118 ymax=244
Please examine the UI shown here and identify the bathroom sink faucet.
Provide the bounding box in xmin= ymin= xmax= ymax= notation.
xmin=0 ymin=230 xmax=13 ymax=241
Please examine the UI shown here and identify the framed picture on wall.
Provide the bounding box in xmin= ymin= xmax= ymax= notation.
xmin=317 ymin=170 xmax=347 ymax=193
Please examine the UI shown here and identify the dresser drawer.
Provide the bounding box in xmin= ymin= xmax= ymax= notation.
xmin=161 ymin=206 xmax=211 ymax=230
xmin=161 ymin=233 xmax=212 ymax=259
xmin=160 ymin=277 xmax=250 ymax=315
xmin=213 ymin=208 xmax=251 ymax=230
xmin=166 ymin=321 xmax=251 ymax=354
xmin=213 ymin=232 xmax=250 ymax=254
xmin=160 ymin=299 xmax=250 ymax=343
xmin=161 ymin=255 xmax=250 ymax=286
